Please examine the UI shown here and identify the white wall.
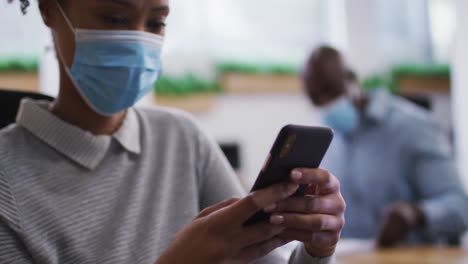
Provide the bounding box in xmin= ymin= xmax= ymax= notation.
xmin=163 ymin=0 xmax=327 ymax=77
xmin=0 ymin=1 xmax=49 ymax=58
xmin=323 ymin=0 xmax=348 ymax=52
xmin=194 ymin=94 xmax=317 ymax=189
xmin=452 ymin=0 xmax=468 ymax=191
xmin=344 ymin=0 xmax=432 ymax=76
xmin=344 ymin=0 xmax=380 ymax=76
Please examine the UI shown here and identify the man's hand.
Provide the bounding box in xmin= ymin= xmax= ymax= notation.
xmin=376 ymin=202 xmax=425 ymax=248
xmin=265 ymin=168 xmax=346 ymax=257
xmin=156 ymin=182 xmax=300 ymax=264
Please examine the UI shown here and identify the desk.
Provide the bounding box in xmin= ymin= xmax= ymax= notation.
xmin=0 ymin=72 xmax=39 ymax=92
xmin=336 ymin=247 xmax=468 ymax=264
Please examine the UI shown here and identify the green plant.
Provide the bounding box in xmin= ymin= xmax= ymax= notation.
xmin=361 ymin=74 xmax=393 ymax=92
xmin=391 ymin=63 xmax=450 ymax=78
xmin=361 ymin=63 xmax=451 ymax=93
xmin=0 ymin=57 xmax=38 ymax=73
xmin=216 ymin=61 xmax=299 ymax=75
xmin=154 ymin=74 xmax=220 ymax=96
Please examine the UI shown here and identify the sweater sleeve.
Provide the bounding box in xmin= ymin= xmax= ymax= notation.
xmin=195 ymin=126 xmax=247 ymax=209
xmin=287 ymin=244 xmax=333 ymax=264
xmin=0 ymin=223 xmax=34 ymax=264
xmin=254 ymin=243 xmax=333 ymax=264
xmin=0 ymin=173 xmax=34 ymax=263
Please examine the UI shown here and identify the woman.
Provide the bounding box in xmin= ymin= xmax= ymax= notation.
xmin=0 ymin=1 xmax=345 ymax=263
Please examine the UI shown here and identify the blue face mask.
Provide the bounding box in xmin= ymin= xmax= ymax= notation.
xmin=319 ymin=97 xmax=359 ymax=134
xmin=56 ymin=3 xmax=163 ymax=116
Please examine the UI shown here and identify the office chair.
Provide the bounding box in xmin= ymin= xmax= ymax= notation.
xmin=0 ymin=89 xmax=54 ymax=129
xmin=398 ymin=94 xmax=432 ymax=111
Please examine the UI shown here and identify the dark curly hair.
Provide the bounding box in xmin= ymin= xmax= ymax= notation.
xmin=7 ymin=0 xmax=30 ymax=14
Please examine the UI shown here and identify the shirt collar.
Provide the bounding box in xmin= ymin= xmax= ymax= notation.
xmin=16 ymin=99 xmax=141 ymax=170
xmin=363 ymin=89 xmax=392 ymax=124
xmin=113 ymin=108 xmax=141 ymax=154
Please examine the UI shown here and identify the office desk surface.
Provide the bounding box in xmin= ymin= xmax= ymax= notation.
xmin=336 ymin=247 xmax=468 ymax=264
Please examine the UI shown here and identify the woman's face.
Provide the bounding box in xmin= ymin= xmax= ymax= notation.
xmin=41 ymin=0 xmax=169 ymax=68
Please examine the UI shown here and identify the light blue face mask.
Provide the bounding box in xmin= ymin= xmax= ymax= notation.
xmin=56 ymin=3 xmax=163 ymax=116
xmin=319 ymin=97 xmax=360 ymax=134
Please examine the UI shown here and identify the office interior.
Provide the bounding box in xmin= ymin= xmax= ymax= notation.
xmin=1 ymin=0 xmax=467 ymax=262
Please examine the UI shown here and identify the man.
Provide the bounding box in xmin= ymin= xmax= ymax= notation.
xmin=0 ymin=1 xmax=345 ymax=263
xmin=303 ymin=45 xmax=468 ymax=247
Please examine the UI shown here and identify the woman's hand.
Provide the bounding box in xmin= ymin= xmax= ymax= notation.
xmin=155 ymin=182 xmax=300 ymax=264
xmin=266 ymin=168 xmax=346 ymax=257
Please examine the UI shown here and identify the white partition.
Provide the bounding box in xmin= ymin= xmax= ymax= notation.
xmin=452 ymin=0 xmax=468 ymax=191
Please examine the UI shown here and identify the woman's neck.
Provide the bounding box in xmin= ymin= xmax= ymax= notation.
xmin=50 ymin=71 xmax=126 ymax=135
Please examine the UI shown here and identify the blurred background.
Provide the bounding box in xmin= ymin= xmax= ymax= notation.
xmin=1 ymin=0 xmax=468 ymax=259
xmin=3 ymin=0 xmax=463 ymax=190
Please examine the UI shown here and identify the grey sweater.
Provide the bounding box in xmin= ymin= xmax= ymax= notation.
xmin=0 ymin=99 xmax=330 ymax=264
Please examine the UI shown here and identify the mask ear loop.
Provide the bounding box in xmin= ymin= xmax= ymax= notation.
xmin=51 ymin=0 xmax=76 ymax=74
xmin=51 ymin=1 xmax=83 ymax=108
xmin=52 ymin=0 xmax=75 ymax=63
xmin=55 ymin=1 xmax=75 ymax=35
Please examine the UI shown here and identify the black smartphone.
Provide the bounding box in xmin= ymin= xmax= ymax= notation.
xmin=244 ymin=124 xmax=334 ymax=226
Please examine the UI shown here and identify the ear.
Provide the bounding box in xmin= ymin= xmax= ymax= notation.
xmin=38 ymin=0 xmax=56 ymax=28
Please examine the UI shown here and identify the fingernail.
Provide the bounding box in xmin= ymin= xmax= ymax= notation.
xmin=291 ymin=170 xmax=303 ymax=181
xmin=286 ymin=183 xmax=299 ymax=196
xmin=264 ymin=203 xmax=277 ymax=213
xmin=270 ymin=214 xmax=284 ymax=225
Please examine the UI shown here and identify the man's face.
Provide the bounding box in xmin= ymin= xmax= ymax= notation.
xmin=303 ymin=50 xmax=348 ymax=107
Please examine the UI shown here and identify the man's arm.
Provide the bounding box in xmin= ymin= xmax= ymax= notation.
xmin=378 ymin=120 xmax=468 ymax=247
xmin=410 ymin=122 xmax=468 ymax=239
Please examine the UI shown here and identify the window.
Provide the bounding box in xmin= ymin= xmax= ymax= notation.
xmin=374 ymin=0 xmax=457 ymax=63
xmin=163 ymin=0 xmax=328 ymax=66
xmin=375 ymin=0 xmax=432 ymax=64
xmin=0 ymin=2 xmax=50 ymax=58
xmin=429 ymin=0 xmax=457 ymax=62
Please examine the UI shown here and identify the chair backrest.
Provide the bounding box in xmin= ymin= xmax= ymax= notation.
xmin=0 ymin=89 xmax=54 ymax=130
xmin=399 ymin=94 xmax=432 ymax=111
